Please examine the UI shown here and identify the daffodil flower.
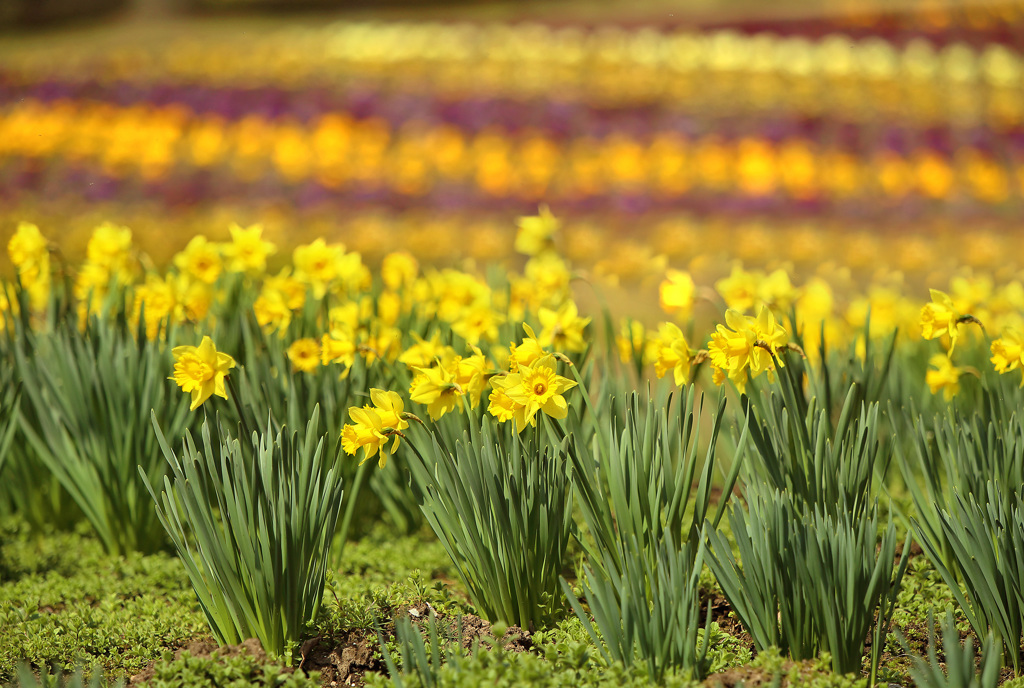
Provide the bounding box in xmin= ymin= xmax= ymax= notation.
xmin=170 ymin=336 xmax=236 ymax=411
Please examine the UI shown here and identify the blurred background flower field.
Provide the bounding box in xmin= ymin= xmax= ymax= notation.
xmin=6 ymin=2 xmax=1024 ymax=688
xmin=4 ymin=0 xmax=1024 ymax=288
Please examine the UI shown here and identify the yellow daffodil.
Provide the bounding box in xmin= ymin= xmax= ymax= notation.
xmin=265 ymin=268 xmax=307 ymax=309
xmin=253 ymin=288 xmax=292 ymax=335
xmin=340 ymin=391 xmax=408 ymax=469
xmin=926 ymin=353 xmax=962 ymax=400
xmin=0 ymin=289 xmax=11 ymax=331
xmin=451 ymin=347 xmax=492 ymax=408
xmin=376 ymin=290 xmax=402 ymax=325
xmin=8 ymin=222 xmax=48 ymax=269
xmin=659 ymin=269 xmax=696 ymax=317
xmin=653 ymin=322 xmax=693 ymax=387
xmin=919 ymin=289 xmax=961 ymax=351
xmin=381 ymin=251 xmax=419 ymax=291
xmin=489 ymin=355 xmax=576 ymax=431
xmin=950 ymin=273 xmax=993 ymax=316
xmin=74 ymin=262 xmax=114 ymax=321
xmin=794 ymin=276 xmax=842 ymax=358
xmin=369 ymin=388 xmax=408 ymax=433
xmin=288 ymin=338 xmax=322 ymax=373
xmin=85 ymin=222 xmax=136 ymax=279
xmin=451 ymin=303 xmax=502 ymax=345
xmin=398 ymin=331 xmax=454 ymax=370
xmin=341 ymin=408 xmax=387 ymax=465
xmin=224 ymin=223 xmax=276 ymax=274
xmin=329 ymin=301 xmax=362 ymax=335
xmin=360 ymin=325 xmax=402 ymax=365
xmin=174 ymin=274 xmax=213 ymax=323
xmin=715 ymin=265 xmax=760 ymax=313
xmin=8 ymin=222 xmax=51 ymax=311
xmin=487 ymin=384 xmax=526 ymax=428
xmin=514 ymin=204 xmax=559 ymax=256
xmin=170 ymin=336 xmax=236 ymax=411
xmin=173 ymin=235 xmax=222 ymax=285
xmin=293 ymin=238 xmax=344 ymax=299
xmin=132 ymin=274 xmax=177 ymax=340
xmin=409 ymin=364 xmax=463 ymax=420
xmin=321 ymin=331 xmax=356 ymax=368
xmin=991 ymin=329 xmax=1024 ymax=386
xmin=759 ymin=269 xmax=798 ymax=312
xmin=523 ymin=253 xmax=572 ymax=304
xmin=332 ymin=251 xmax=371 ymax=294
xmin=711 ymin=363 xmax=752 ymax=395
xmin=708 ymin=307 xmax=788 ymax=381
xmin=509 ymin=323 xmax=547 ymax=372
xmin=537 ymin=300 xmax=590 ymax=353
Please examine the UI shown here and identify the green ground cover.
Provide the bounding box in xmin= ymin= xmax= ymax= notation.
xmin=0 ymin=510 xmax=985 ymax=688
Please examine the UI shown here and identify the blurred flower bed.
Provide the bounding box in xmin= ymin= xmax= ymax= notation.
xmin=1 ymin=5 xmax=1024 ymax=287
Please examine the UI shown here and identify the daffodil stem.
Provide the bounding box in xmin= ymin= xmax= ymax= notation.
xmin=402 ymin=412 xmax=427 ymax=427
xmin=957 ymin=314 xmax=986 ymax=335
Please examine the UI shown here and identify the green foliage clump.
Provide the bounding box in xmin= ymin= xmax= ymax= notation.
xmin=405 ymin=414 xmax=574 ymax=630
xmin=317 ymin=568 xmax=469 ymax=635
xmin=0 ymin=524 xmax=205 ymax=682
xmin=874 ymin=555 xmax=966 ymax=684
xmin=563 ymin=534 xmax=710 ymax=682
xmin=0 ymin=520 xmax=97 ymax=582
xmin=898 ymin=394 xmax=1024 ymax=580
xmin=915 ymin=483 xmax=1024 ymax=674
xmin=146 ymin=406 xmax=346 ymax=661
xmin=562 ymin=388 xmax=740 ymax=683
xmin=706 ymin=487 xmax=908 ymax=679
xmin=15 ymin=315 xmax=191 ymax=556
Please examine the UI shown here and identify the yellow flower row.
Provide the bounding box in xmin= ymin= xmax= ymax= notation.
xmin=7 ymin=21 xmax=1024 ymax=127
xmin=4 ymin=98 xmax=1024 ymax=204
xmin=172 ymin=282 xmax=1024 ymax=470
xmin=14 ymin=209 xmax=1024 ymax=469
xmin=8 ymin=212 xmax=1024 ymax=360
xmin=2 ymin=204 xmax=1020 ymax=297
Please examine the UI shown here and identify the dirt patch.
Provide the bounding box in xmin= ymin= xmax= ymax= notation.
xmin=894 ymin=540 xmax=924 ymax=560
xmin=300 ymin=630 xmax=383 ymax=687
xmin=397 ymin=601 xmax=533 ymax=653
xmin=128 ymin=603 xmax=533 ymax=687
xmin=300 ymin=603 xmax=533 ymax=687
xmin=700 ymin=589 xmax=755 ymax=654
xmin=705 ymin=664 xmax=778 ymax=687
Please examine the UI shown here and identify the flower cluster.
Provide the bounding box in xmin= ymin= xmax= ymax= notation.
xmin=10 ymin=205 xmax=1024 ymax=426
xmin=341 ymin=389 xmax=410 ymax=468
xmin=407 ymin=346 xmax=491 ymax=420
xmin=708 ymin=308 xmax=790 ymax=393
xmin=488 ymin=329 xmax=578 ymax=433
xmin=7 ymin=222 xmax=50 ymax=312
